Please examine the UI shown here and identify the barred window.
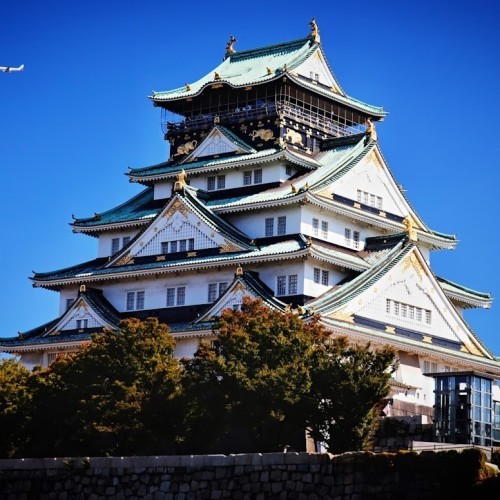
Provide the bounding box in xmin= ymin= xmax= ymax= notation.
xmin=161 ymin=242 xmax=169 ymax=254
xmin=66 ymin=298 xmax=74 ymax=311
xmin=122 ymin=236 xmax=131 ymax=247
xmin=321 ymin=270 xmax=329 ymax=286
xmin=387 ymin=299 xmax=431 ymax=325
xmin=357 ymin=189 xmax=383 ymax=209
xmin=288 ymin=275 xmax=298 ymax=294
xmin=167 ymin=287 xmax=185 ymax=307
xmin=313 ymin=268 xmax=321 ymax=284
xmin=254 ymin=169 xmax=263 ymax=184
xmin=207 ymin=176 xmax=216 ymax=191
xmin=277 ymin=216 xmax=287 ymax=235
xmin=321 ymin=221 xmax=328 ymax=239
xmin=76 ymin=319 xmax=88 ymax=329
xmin=345 ymin=228 xmax=351 ymax=245
xmin=126 ymin=291 xmax=145 ymax=311
xmin=208 ymin=282 xmax=228 ymax=302
xmin=277 ymin=276 xmax=287 ymax=296
xmin=166 ymin=288 xmax=176 ymax=307
xmin=170 ymin=241 xmax=178 ymax=253
xmin=312 ymin=218 xmax=319 ymax=237
xmin=265 ymin=218 xmax=274 ymax=237
xmin=208 ymin=283 xmax=218 ymax=302
xmin=111 ymin=238 xmax=120 ymax=254
xmin=217 ymin=175 xmax=226 ymax=189
xmin=243 ymin=171 xmax=253 ymax=185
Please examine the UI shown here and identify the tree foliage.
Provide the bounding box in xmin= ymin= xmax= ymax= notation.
xmin=182 ymin=298 xmax=395 ymax=454
xmin=25 ymin=318 xmax=182 ymax=457
xmin=0 ymin=358 xmax=31 ymax=458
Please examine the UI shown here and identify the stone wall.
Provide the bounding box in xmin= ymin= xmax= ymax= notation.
xmin=0 ymin=450 xmax=490 ymax=499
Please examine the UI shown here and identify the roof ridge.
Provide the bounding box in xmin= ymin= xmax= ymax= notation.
xmin=228 ymin=37 xmax=312 ymax=61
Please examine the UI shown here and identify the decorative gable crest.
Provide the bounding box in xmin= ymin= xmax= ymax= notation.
xmin=109 ymin=193 xmax=247 ymax=264
xmin=325 ymin=246 xmax=492 ymax=359
xmin=43 ymin=293 xmax=117 ymax=337
xmin=181 ymin=126 xmax=255 ymax=163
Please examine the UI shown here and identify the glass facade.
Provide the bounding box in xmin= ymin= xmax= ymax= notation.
xmin=433 ymin=372 xmax=493 ymax=446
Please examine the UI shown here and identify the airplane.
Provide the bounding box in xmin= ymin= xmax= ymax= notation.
xmin=0 ymin=64 xmax=24 ymax=73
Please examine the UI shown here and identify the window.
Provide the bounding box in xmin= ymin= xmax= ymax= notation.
xmin=276 ymin=276 xmax=287 ymax=296
xmin=112 ymin=236 xmax=131 ymax=254
xmin=277 ymin=275 xmax=298 ymax=296
xmin=66 ymin=298 xmax=74 ymax=311
xmin=313 ymin=268 xmax=329 ymax=286
xmin=162 ymin=239 xmax=194 ymax=254
xmin=207 ymin=175 xmax=226 ymax=191
xmin=243 ymin=171 xmax=252 ymax=186
xmin=386 ymin=298 xmax=431 ymax=325
xmin=208 ymin=282 xmax=228 ymax=302
xmin=126 ymin=291 xmax=145 ymax=311
xmin=357 ymin=189 xmax=383 ymax=209
xmin=243 ymin=169 xmax=262 ymax=185
xmin=309 ymin=71 xmax=319 ymax=81
xmin=166 ymin=287 xmax=185 ymax=307
xmin=313 ymin=268 xmax=321 ymax=284
xmin=277 ymin=216 xmax=287 ymax=235
xmin=423 ymin=360 xmax=438 ymax=373
xmin=111 ymin=238 xmax=120 ymax=254
xmin=286 ymin=165 xmax=292 ymax=176
xmin=76 ymin=319 xmax=88 ymax=329
xmin=321 ymin=270 xmax=329 ymax=286
xmin=312 ymin=218 xmax=319 ymax=237
xmin=345 ymin=228 xmax=361 ymax=249
xmin=265 ymin=218 xmax=274 ymax=237
xmin=345 ymin=228 xmax=351 ymax=246
xmin=321 ymin=221 xmax=328 ymax=239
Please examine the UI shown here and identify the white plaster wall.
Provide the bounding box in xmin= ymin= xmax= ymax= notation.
xmin=300 ymin=205 xmax=381 ymax=250
xmin=330 ymin=154 xmax=406 ymax=217
xmin=227 ymin=206 xmax=301 ymax=239
xmin=257 ymin=261 xmax=304 ymax=297
xmin=295 ymin=51 xmax=337 ymax=89
xmin=154 ymin=181 xmax=172 ymax=200
xmin=186 ymin=161 xmax=288 ymax=193
xmin=98 ymin=230 xmax=140 ymax=258
xmin=304 ymin=259 xmax=345 ymax=297
xmin=102 ymin=269 xmax=238 ymax=312
xmin=59 ymin=287 xmax=80 ymax=316
xmin=174 ymin=337 xmax=200 ymax=358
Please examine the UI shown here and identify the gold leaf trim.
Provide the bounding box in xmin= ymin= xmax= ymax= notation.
xmin=330 ymin=309 xmax=354 ymax=323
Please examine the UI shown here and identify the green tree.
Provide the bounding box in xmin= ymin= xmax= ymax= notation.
xmin=26 ymin=318 xmax=182 ymax=457
xmin=181 ymin=298 xmax=395 ymax=454
xmin=306 ymin=337 xmax=395 ymax=453
xmin=0 ymin=358 xmax=31 ymax=458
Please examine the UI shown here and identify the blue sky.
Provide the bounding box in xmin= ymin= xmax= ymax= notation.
xmin=2 ymin=1 xmax=500 ymax=355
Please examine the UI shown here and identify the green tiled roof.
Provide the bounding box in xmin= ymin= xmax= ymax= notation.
xmin=150 ymin=37 xmax=385 ymax=117
xmin=32 ymin=237 xmax=309 ymax=285
xmin=207 ymin=138 xmax=365 ymax=209
xmin=72 ymin=188 xmax=160 ymax=229
xmin=129 ymin=149 xmax=282 ymax=179
xmin=437 ymin=276 xmax=492 ymax=307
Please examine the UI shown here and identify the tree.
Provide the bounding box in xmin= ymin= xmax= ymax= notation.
xmin=0 ymin=358 xmax=31 ymax=458
xmin=26 ymin=318 xmax=182 ymax=457
xmin=306 ymin=337 xmax=395 ymax=453
xmin=181 ymin=297 xmax=395 ymax=454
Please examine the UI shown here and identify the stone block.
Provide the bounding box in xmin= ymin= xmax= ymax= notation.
xmin=261 ymin=453 xmax=286 ymax=466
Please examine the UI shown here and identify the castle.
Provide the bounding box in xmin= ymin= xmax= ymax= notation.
xmin=2 ymin=21 xmax=499 ymax=446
